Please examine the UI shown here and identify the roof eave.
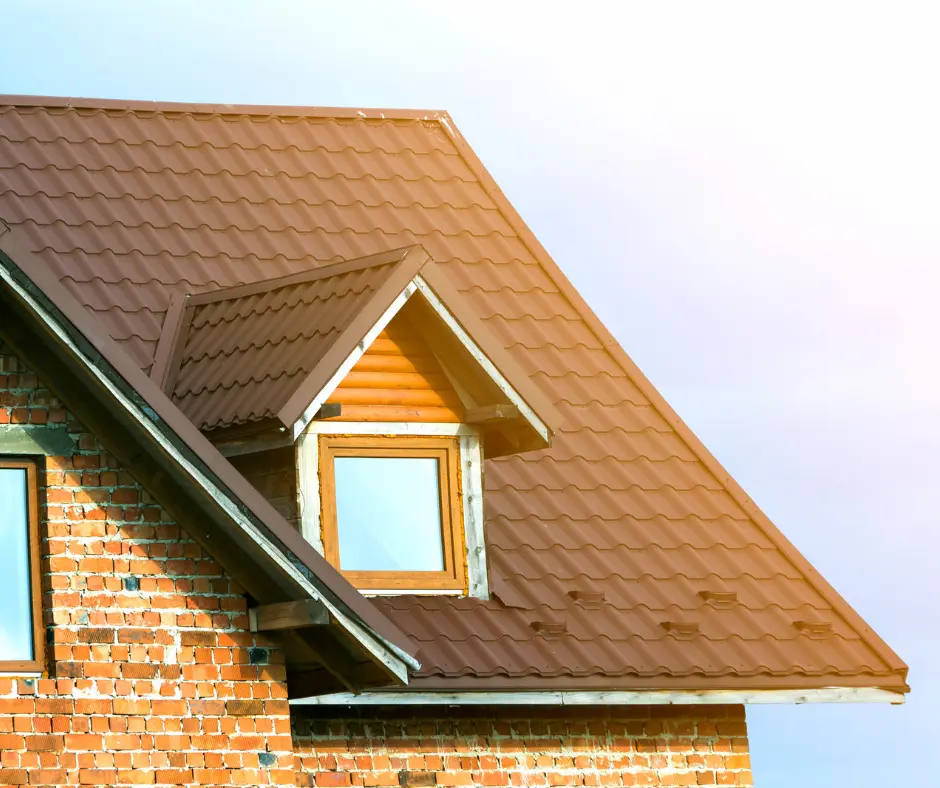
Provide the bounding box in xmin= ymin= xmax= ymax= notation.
xmin=293 ymin=685 xmax=909 ymax=707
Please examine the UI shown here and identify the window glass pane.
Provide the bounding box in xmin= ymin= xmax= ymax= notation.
xmin=334 ymin=456 xmax=445 ymax=572
xmin=0 ymin=468 xmax=33 ymax=661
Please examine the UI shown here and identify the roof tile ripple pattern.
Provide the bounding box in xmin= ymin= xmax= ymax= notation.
xmin=0 ymin=97 xmax=907 ymax=691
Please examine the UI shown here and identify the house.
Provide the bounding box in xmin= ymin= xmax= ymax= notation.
xmin=0 ymin=95 xmax=907 ymax=787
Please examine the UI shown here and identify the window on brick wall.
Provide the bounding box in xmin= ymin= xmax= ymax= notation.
xmin=0 ymin=458 xmax=43 ymax=673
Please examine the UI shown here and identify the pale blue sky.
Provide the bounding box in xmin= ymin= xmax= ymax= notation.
xmin=2 ymin=2 xmax=937 ymax=784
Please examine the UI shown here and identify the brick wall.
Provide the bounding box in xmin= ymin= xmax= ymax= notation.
xmin=291 ymin=707 xmax=753 ymax=787
xmin=0 ymin=345 xmax=294 ymax=787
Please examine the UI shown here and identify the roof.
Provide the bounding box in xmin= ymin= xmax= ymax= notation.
xmin=0 ymin=223 xmax=418 ymax=692
xmin=0 ymin=94 xmax=909 ymax=695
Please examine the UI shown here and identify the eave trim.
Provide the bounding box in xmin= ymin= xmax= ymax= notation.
xmin=292 ymin=687 xmax=907 ymax=706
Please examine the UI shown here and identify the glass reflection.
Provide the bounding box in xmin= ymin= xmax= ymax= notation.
xmin=334 ymin=456 xmax=445 ymax=572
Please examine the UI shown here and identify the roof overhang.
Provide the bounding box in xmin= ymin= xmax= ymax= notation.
xmin=0 ymin=226 xmax=420 ymax=695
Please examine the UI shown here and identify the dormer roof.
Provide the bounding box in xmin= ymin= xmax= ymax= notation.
xmin=156 ymin=244 xmax=561 ymax=455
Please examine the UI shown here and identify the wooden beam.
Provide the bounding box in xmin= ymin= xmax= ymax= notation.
xmin=293 ymin=687 xmax=908 ymax=706
xmin=465 ymin=403 xmax=520 ymax=424
xmin=314 ymin=402 xmax=342 ymax=420
xmin=248 ymin=599 xmax=330 ymax=632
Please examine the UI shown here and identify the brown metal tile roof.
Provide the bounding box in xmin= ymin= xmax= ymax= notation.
xmin=0 ymin=95 xmax=908 ymax=692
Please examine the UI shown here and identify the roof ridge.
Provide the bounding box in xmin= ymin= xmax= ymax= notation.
xmin=187 ymin=245 xmax=421 ymax=306
xmin=437 ymin=115 xmax=909 ymax=680
xmin=0 ymin=94 xmax=447 ymax=121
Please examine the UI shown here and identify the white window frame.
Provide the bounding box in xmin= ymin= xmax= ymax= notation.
xmin=296 ymin=421 xmax=489 ymax=599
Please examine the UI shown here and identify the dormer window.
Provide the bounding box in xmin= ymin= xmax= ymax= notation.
xmin=318 ymin=435 xmax=466 ymax=591
xmin=168 ymin=245 xmax=561 ymax=599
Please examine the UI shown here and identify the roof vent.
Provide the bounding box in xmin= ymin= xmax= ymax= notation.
xmin=793 ymin=620 xmax=833 ymax=637
xmin=531 ymin=620 xmax=567 ymax=637
xmin=660 ymin=620 xmax=700 ymax=638
xmin=568 ymin=590 xmax=606 ymax=609
xmin=698 ymin=590 xmax=738 ymax=608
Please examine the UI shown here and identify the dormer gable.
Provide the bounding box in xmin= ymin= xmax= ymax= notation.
xmin=324 ymin=307 xmax=467 ymax=424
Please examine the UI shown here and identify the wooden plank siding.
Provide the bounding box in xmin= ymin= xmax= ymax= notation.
xmin=324 ymin=315 xmax=465 ymax=423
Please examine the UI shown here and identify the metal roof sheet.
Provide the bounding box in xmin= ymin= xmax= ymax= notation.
xmin=0 ymin=95 xmax=908 ymax=692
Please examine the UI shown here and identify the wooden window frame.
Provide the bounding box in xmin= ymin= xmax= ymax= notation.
xmin=318 ymin=435 xmax=467 ymax=592
xmin=0 ymin=457 xmax=44 ymax=674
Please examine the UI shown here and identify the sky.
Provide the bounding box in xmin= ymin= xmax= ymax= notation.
xmin=2 ymin=2 xmax=937 ymax=784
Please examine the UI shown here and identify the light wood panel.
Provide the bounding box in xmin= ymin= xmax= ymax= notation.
xmin=325 ymin=314 xmax=465 ymax=422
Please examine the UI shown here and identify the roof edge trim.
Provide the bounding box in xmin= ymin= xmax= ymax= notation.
xmin=413 ymin=274 xmax=550 ymax=443
xmin=0 ymin=94 xmax=447 ymax=121
xmin=150 ymin=293 xmax=187 ymax=389
xmin=293 ymin=686 xmax=906 ymax=707
xmin=435 ymin=111 xmax=909 ymax=680
xmin=188 ymin=246 xmax=424 ymax=308
xmin=278 ymin=247 xmax=432 ymax=435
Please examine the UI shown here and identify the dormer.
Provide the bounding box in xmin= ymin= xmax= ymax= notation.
xmin=154 ymin=246 xmax=561 ymax=599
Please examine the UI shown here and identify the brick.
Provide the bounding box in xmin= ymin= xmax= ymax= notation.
xmin=25 ymin=734 xmax=63 ymax=751
xmin=79 ymin=771 xmax=117 ymax=785
xmin=122 ymin=662 xmax=158 ymax=679
xmin=117 ymin=770 xmax=157 ymax=785
xmin=436 ymin=772 xmax=473 ymax=787
xmin=398 ymin=772 xmax=434 ymax=787
xmin=315 ymin=773 xmax=352 ymax=787
xmin=76 ymin=627 xmax=115 ymax=644
xmin=155 ymin=769 xmax=193 ymax=784
xmin=26 ymin=770 xmax=67 ymax=786
xmin=113 ymin=698 xmax=151 ymax=716
xmin=118 ymin=628 xmax=156 ymax=644
xmin=179 ymin=629 xmax=217 ymax=647
xmin=225 ymin=699 xmax=264 ymax=716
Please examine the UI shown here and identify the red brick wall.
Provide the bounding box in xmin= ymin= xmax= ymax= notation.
xmin=0 ymin=346 xmax=295 ymax=786
xmin=290 ymin=706 xmax=753 ymax=787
